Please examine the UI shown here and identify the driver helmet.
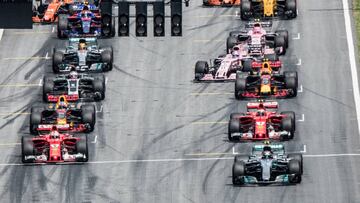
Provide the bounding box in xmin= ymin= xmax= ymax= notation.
xmin=253 ymin=23 xmax=261 ymax=34
xmin=69 ymin=71 xmax=78 ymax=79
xmin=78 ymin=39 xmax=87 ymax=50
xmin=262 ymin=150 xmax=273 ymax=159
xmin=50 ymin=126 xmax=60 ymax=139
xmin=58 ymin=97 xmax=68 ymax=109
xmin=232 ymin=50 xmax=240 ymax=58
xmin=256 ymin=109 xmax=265 ymax=116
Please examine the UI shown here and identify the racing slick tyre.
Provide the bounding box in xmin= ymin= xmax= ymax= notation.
xmin=228 ymin=119 xmax=240 ymax=141
xmin=241 ymin=59 xmax=253 ymax=72
xmin=30 ymin=107 xmax=44 ymax=135
xmin=36 ymin=5 xmax=46 ymax=18
xmin=284 ymin=75 xmax=298 ymax=97
xmin=281 ymin=117 xmax=295 ymax=140
xmin=240 ymin=0 xmax=252 ymax=21
xmin=76 ymin=134 xmax=89 ymax=162
xmin=235 ymin=78 xmax=247 ymax=100
xmin=275 ymin=30 xmax=289 ymax=48
xmin=229 ymin=31 xmax=241 ymax=37
xmin=57 ymin=14 xmax=68 ymax=39
xmin=194 ymin=61 xmax=209 ymax=81
xmin=280 ymin=111 xmax=296 ymax=131
xmin=285 ymin=0 xmax=297 ymax=19
xmin=230 ymin=113 xmax=244 ymax=120
xmin=288 ymin=153 xmax=303 ymax=174
xmin=101 ymin=48 xmax=113 ymax=71
xmin=81 ymin=105 xmax=96 ymax=132
xmin=232 ymin=161 xmax=246 ymax=185
xmin=226 ymin=36 xmax=238 ymax=53
xmin=22 ymin=136 xmax=35 ymax=163
xmin=263 ymin=54 xmax=279 ymax=62
xmin=284 ymin=71 xmax=298 ymax=84
xmin=234 ymin=155 xmax=249 ymax=163
xmin=43 ymin=76 xmax=54 ymax=102
xmin=203 ymin=0 xmax=210 ymax=6
xmin=275 ymin=35 xmax=286 ymax=55
xmin=52 ymin=49 xmax=64 ymax=73
xmin=93 ymin=79 xmax=105 ymax=101
xmin=288 ymin=159 xmax=302 ymax=183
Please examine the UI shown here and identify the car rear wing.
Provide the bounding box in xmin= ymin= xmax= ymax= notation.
xmin=245 ymin=20 xmax=273 ymax=29
xmin=247 ymin=101 xmax=278 ymax=110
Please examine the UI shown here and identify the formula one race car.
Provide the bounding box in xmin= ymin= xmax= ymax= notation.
xmin=53 ymin=38 xmax=113 ymax=73
xmin=32 ymin=0 xmax=73 ymax=23
xmin=232 ymin=143 xmax=303 ymax=185
xmin=57 ymin=6 xmax=115 ymax=38
xmin=22 ymin=128 xmax=88 ymax=163
xmin=43 ymin=71 xmax=105 ymax=102
xmin=240 ymin=0 xmax=297 ymax=20
xmin=234 ymin=61 xmax=298 ymax=99
xmin=226 ymin=21 xmax=288 ymax=55
xmin=228 ymin=100 xmax=295 ymax=141
xmin=203 ymin=0 xmax=240 ymax=6
xmin=30 ymin=95 xmax=96 ymax=134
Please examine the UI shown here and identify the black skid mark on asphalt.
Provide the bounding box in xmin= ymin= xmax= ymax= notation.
xmin=202 ymin=144 xmax=234 ymax=195
xmin=192 ymin=83 xmax=210 ymax=98
xmin=303 ymin=86 xmax=354 ymax=109
xmin=113 ymin=64 xmax=158 ymax=85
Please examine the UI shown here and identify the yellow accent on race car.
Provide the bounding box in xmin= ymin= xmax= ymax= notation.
xmin=260 ymin=84 xmax=272 ymax=94
xmin=263 ymin=0 xmax=275 ymax=17
xmin=57 ymin=118 xmax=67 ymax=125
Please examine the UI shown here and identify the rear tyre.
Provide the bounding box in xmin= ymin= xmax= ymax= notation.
xmin=22 ymin=136 xmax=34 ymax=163
xmin=194 ymin=61 xmax=209 ymax=81
xmin=264 ymin=54 xmax=279 ymax=62
xmin=226 ymin=36 xmax=238 ymax=53
xmin=30 ymin=107 xmax=43 ymax=135
xmin=43 ymin=76 xmax=54 ymax=102
xmin=288 ymin=153 xmax=303 ymax=174
xmin=288 ymin=160 xmax=302 ymax=183
xmin=57 ymin=14 xmax=68 ymax=39
xmin=232 ymin=161 xmax=246 ymax=185
xmin=285 ymin=75 xmax=298 ymax=97
xmin=240 ymin=0 xmax=252 ymax=21
xmin=235 ymin=78 xmax=247 ymax=100
xmin=275 ymin=36 xmax=286 ymax=55
xmin=228 ymin=119 xmax=240 ymax=141
xmin=81 ymin=105 xmax=96 ymax=132
xmin=52 ymin=49 xmax=64 ymax=73
xmin=281 ymin=117 xmax=295 ymax=139
xmin=76 ymin=135 xmax=89 ymax=162
xmin=275 ymin=30 xmax=289 ymax=48
xmin=241 ymin=60 xmax=253 ymax=72
xmin=93 ymin=79 xmax=105 ymax=100
xmin=101 ymin=48 xmax=113 ymax=71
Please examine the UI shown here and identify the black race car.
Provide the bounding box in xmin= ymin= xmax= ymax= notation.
xmin=53 ymin=38 xmax=113 ymax=73
xmin=43 ymin=71 xmax=106 ymax=103
xmin=240 ymin=0 xmax=297 ymax=20
xmin=232 ymin=143 xmax=303 ymax=185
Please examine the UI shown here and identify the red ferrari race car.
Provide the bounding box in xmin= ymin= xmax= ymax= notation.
xmin=30 ymin=95 xmax=96 ymax=134
xmin=203 ymin=0 xmax=241 ymax=6
xmin=32 ymin=0 xmax=74 ymax=23
xmin=234 ymin=61 xmax=297 ymax=99
xmin=21 ymin=127 xmax=88 ymax=163
xmin=228 ymin=100 xmax=295 ymax=141
xmin=226 ymin=21 xmax=288 ymax=55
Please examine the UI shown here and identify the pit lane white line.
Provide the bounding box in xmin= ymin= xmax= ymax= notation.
xmin=293 ymin=33 xmax=301 ymax=40
xmin=342 ymin=0 xmax=360 ymax=139
xmin=297 ymin=114 xmax=305 ymax=122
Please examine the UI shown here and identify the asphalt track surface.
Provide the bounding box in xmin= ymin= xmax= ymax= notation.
xmin=0 ymin=0 xmax=359 ymax=202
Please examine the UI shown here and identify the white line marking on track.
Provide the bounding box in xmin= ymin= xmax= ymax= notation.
xmin=296 ymin=58 xmax=302 ymax=66
xmin=232 ymin=146 xmax=238 ymax=155
xmin=51 ymin=26 xmax=55 ymax=33
xmin=297 ymin=85 xmax=303 ymax=93
xmin=96 ymin=105 xmax=103 ymax=113
xmin=342 ymin=0 xmax=360 ymax=139
xmin=297 ymin=114 xmax=305 ymax=122
xmin=45 ymin=52 xmax=49 ymax=59
xmin=293 ymin=33 xmax=301 ymax=40
xmin=38 ymin=79 xmax=43 ymax=86
xmin=0 ymin=29 xmax=3 ymax=41
xmin=105 ymin=77 xmax=108 ymax=85
xmin=235 ymin=11 xmax=239 ymax=17
xmin=300 ymin=145 xmax=307 ymax=153
xmin=91 ymin=135 xmax=97 ymax=143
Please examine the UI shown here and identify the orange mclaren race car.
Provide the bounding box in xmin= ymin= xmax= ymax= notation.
xmin=203 ymin=0 xmax=241 ymax=6
xmin=32 ymin=0 xmax=74 ymax=23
